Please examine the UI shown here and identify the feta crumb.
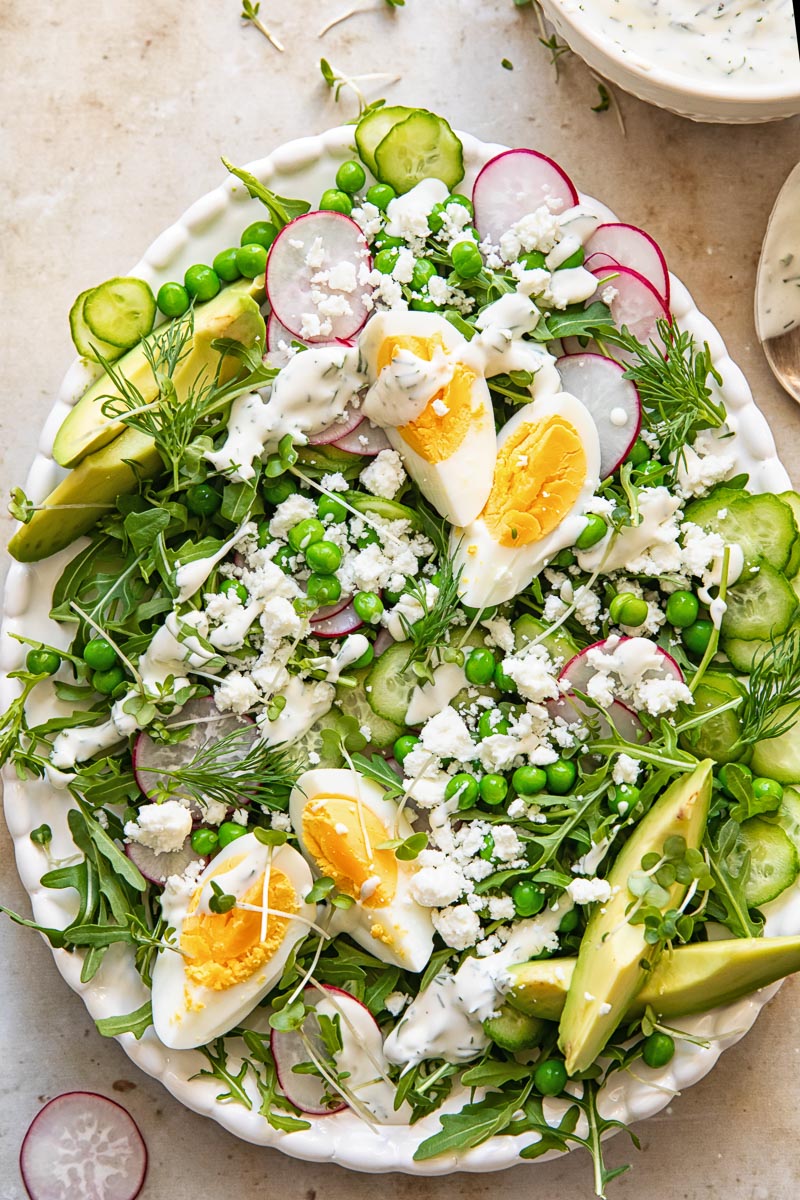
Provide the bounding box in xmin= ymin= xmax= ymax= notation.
xmin=320 ymin=471 xmax=349 ymax=493
xmin=410 ymin=863 xmax=468 ymax=907
xmin=359 ymin=449 xmax=406 ymax=499
xmin=487 ymin=895 xmax=516 ymax=921
xmin=385 ymin=991 xmax=411 ymax=1017
xmin=612 ymin=753 xmax=641 ymax=785
xmin=125 ymin=800 xmax=192 ymax=855
xmin=568 ymin=877 xmax=613 ymax=905
xmin=269 ymin=495 xmax=317 ymax=539
xmin=420 ymin=706 xmax=475 ymax=761
xmin=214 ymin=671 xmax=261 ymax=715
xmin=432 ymin=903 xmax=481 ymax=950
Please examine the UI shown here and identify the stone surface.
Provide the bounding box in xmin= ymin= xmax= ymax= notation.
xmin=1 ymin=1 xmax=799 ymax=1196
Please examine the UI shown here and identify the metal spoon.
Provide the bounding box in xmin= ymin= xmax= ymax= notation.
xmin=755 ymin=162 xmax=800 ymax=403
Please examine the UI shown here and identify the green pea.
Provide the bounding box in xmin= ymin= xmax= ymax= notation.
xmin=212 ymin=247 xmax=242 ymax=283
xmin=534 ymin=1059 xmax=568 ymax=1096
xmin=191 ymin=828 xmax=220 ymax=855
xmin=575 ymin=514 xmax=607 ymax=550
xmin=263 ymin=476 xmax=296 ymax=505
xmin=609 ymin=592 xmax=649 ymax=628
xmin=306 ymin=574 xmax=341 ymax=605
xmin=305 ymin=540 xmax=343 ymax=575
xmin=84 ymin=637 xmax=118 ymax=671
xmin=445 ymin=772 xmax=480 ymax=809
xmin=626 ymin=438 xmax=651 ymax=466
xmin=478 ymin=710 xmax=509 ymax=740
xmin=288 ymin=518 xmax=325 ymax=552
xmin=545 ymin=758 xmax=577 ymax=795
xmin=446 ymin=193 xmax=474 ymax=217
xmin=372 ymin=232 xmax=403 ymax=252
xmin=519 ymin=250 xmax=547 ymax=270
xmin=320 ymin=188 xmax=353 ymax=215
xmin=318 ymin=494 xmax=348 ymax=524
xmin=93 ymin=666 xmax=125 ymax=695
xmin=479 ymin=833 xmax=495 ymax=861
xmin=374 ymin=246 xmax=400 ymax=274
xmin=273 ymin=545 xmax=294 ymax=573
xmin=493 ymin=661 xmax=516 ymax=693
xmin=451 ymin=240 xmax=483 ymax=279
xmin=512 ymin=765 xmax=547 ymax=796
xmin=642 ymin=1032 xmax=675 ymax=1069
xmin=220 ymin=579 xmax=248 ymax=604
xmin=218 ymin=821 xmax=249 ymax=848
xmin=610 ymin=783 xmax=639 ymax=815
xmin=666 ymin=590 xmax=699 ymax=629
xmin=465 ymin=647 xmax=496 ymax=686
xmin=559 ymin=908 xmax=579 ymax=933
xmin=366 ymin=183 xmax=396 ymax=212
xmin=353 ymin=591 xmax=384 ymax=623
xmin=512 ymin=881 xmax=545 ymax=917
xmin=156 ymin=281 xmax=190 ymax=318
xmin=257 ymin=521 xmax=272 ymax=549
xmin=336 ymin=160 xmax=367 ymax=194
xmin=185 ymin=482 xmax=221 ymax=516
xmin=557 ymin=247 xmax=585 ymax=269
xmin=551 ymin=548 xmax=577 ymax=567
xmin=357 ymin=527 xmax=381 ymax=549
xmin=480 ymin=773 xmax=508 ymax=806
xmin=411 ymin=258 xmax=437 ymax=290
xmin=636 ymin=459 xmax=664 ymax=481
xmin=410 ymin=296 xmax=439 ymax=313
xmin=241 ymin=220 xmax=278 ymax=250
xmin=682 ymin=618 xmax=714 ymax=656
xmin=26 ymin=648 xmax=62 ymax=676
xmin=351 ymin=643 xmax=375 ymax=670
xmin=752 ymin=776 xmax=784 ymax=803
xmin=235 ymin=243 xmax=268 ymax=279
xmin=184 ymin=264 xmax=221 ymax=302
xmin=383 ymin=586 xmax=403 ymax=604
xmin=393 ymin=734 xmax=420 ymax=764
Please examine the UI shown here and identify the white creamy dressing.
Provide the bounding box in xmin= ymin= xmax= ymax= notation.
xmin=757 ymin=162 xmax=800 ymax=342
xmin=383 ymin=903 xmax=568 ymax=1066
xmin=576 ymin=486 xmax=681 ymax=573
xmin=405 ymin=661 xmax=469 ymax=725
xmin=257 ymin=676 xmax=335 ymax=746
xmin=699 ymin=541 xmax=745 ymax=627
xmin=314 ymin=995 xmax=411 ymax=1125
xmin=308 ymin=634 xmax=370 ymax=683
xmin=361 ymin=343 xmax=455 ymax=428
xmin=174 ymin=520 xmax=255 ymax=602
xmin=563 ymin=0 xmax=800 ymax=88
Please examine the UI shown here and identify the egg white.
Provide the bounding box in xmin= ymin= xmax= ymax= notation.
xmin=359 ymin=311 xmax=496 ymax=526
xmin=290 ymin=767 xmax=435 ymax=973
xmin=152 ymin=835 xmax=315 ymax=1050
xmin=452 ymin=392 xmax=601 ymax=609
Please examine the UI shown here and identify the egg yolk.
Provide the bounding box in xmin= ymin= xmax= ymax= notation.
xmin=181 ymin=868 xmax=297 ymax=992
xmin=377 ymin=333 xmax=479 ymax=463
xmin=481 ymin=415 xmax=587 ymax=548
xmin=302 ymin=795 xmax=397 ymax=907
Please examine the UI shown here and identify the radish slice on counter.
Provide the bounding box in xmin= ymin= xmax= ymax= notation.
xmin=472 ymin=149 xmax=579 ymax=246
xmin=548 ymin=695 xmax=646 ymax=746
xmin=132 ymin=696 xmax=257 ymax=805
xmin=559 ymin=637 xmax=685 ymax=694
xmin=266 ymin=211 xmax=372 ymax=341
xmin=556 ymin=353 xmax=641 ymax=478
xmin=20 ymin=1092 xmax=147 ymax=1200
xmin=589 ymin=264 xmax=671 ymax=350
xmin=310 ymin=598 xmax=364 ymax=639
xmin=585 ymin=222 xmax=670 ymax=308
xmin=125 ymin=835 xmax=205 ymax=886
xmin=270 ymin=984 xmax=384 ymax=1117
xmin=308 ymin=405 xmax=364 ymax=446
xmin=330 ymin=419 xmax=391 ymax=456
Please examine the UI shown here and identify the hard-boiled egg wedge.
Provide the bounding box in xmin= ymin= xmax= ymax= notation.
xmin=359 ymin=311 xmax=496 ymax=526
xmin=452 ymin=393 xmax=601 ymax=609
xmin=290 ymin=767 xmax=434 ymax=973
xmin=152 ymin=834 xmax=315 ymax=1050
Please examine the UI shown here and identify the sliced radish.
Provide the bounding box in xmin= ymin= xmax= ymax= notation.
xmin=267 ymin=314 xmax=354 ymax=372
xmin=125 ymin=835 xmax=205 ymax=886
xmin=265 ymin=211 xmax=372 ymax=342
xmin=589 ymin=264 xmax=671 ymax=350
xmin=373 ymin=627 xmax=395 ymax=658
xmin=472 ymin=149 xmax=579 ymax=246
xmin=331 ymin=419 xmax=392 ymax=456
xmin=586 ymin=222 xmax=670 ymax=308
xmin=20 ymin=1092 xmax=147 ymax=1200
xmin=556 ymin=353 xmax=641 ymax=478
xmin=560 ymin=637 xmax=684 ymax=694
xmin=132 ymin=696 xmax=257 ymax=807
xmin=309 ymin=405 xmax=364 ymax=447
xmin=547 ymin=695 xmax=646 ymax=745
xmin=310 ymin=599 xmax=363 ymax=639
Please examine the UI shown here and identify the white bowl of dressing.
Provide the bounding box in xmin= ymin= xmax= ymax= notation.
xmin=540 ymin=0 xmax=800 ymax=123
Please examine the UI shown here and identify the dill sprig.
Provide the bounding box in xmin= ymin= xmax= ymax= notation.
xmin=734 ymin=628 xmax=800 ymax=747
xmin=400 ymin=552 xmax=464 ymax=680
xmin=144 ymin=725 xmax=300 ymax=810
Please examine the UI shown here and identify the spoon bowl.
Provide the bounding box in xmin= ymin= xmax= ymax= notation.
xmin=756 ymin=163 xmax=800 ymax=403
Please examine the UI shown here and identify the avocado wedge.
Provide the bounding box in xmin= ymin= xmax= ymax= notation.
xmin=507 ymin=935 xmax=800 ymax=1023
xmin=558 ymin=760 xmax=713 ymax=1075
xmin=53 ymin=279 xmax=265 ymax=468
xmin=8 ymin=427 xmax=162 ymax=562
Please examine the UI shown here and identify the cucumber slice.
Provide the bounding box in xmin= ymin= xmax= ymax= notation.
xmin=355 ymin=105 xmax=416 ymax=175
xmin=723 ymin=625 xmax=800 ymax=674
xmin=69 ymin=289 xmax=125 ymax=363
xmin=365 ymin=641 xmax=417 ymax=725
xmin=679 ymin=671 xmax=745 ymax=764
xmin=483 ymin=1004 xmax=547 ymax=1052
xmin=734 ymin=817 xmax=799 ymax=906
xmin=685 ymin=492 xmax=797 ymax=573
xmin=721 ymin=561 xmax=797 ymax=641
xmin=345 ymin=492 xmax=421 ymax=527
xmin=291 ymin=709 xmax=358 ymax=769
xmin=780 ymin=492 xmax=800 ymax=576
xmin=775 ymin=786 xmax=800 ymax=856
xmin=336 ymin=669 xmax=403 ymax=749
xmin=83 ymin=277 xmax=157 ymax=350
xmin=374 ymin=112 xmax=465 ymax=195
xmin=750 ymin=704 xmax=800 ymax=784
xmin=513 ymin=613 xmax=579 ymax=666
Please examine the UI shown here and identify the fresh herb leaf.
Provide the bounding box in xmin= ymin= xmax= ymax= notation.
xmin=734 ymin=628 xmax=800 ymax=748
xmin=221 ymin=159 xmax=309 ymax=226
xmin=240 ymin=0 xmax=284 ymax=52
xmin=706 ymin=818 xmax=764 ymax=938
xmin=414 ymin=1085 xmax=532 ymax=1160
xmin=592 ymin=83 xmax=611 ymax=112
xmin=95 ymin=1001 xmax=153 ymax=1040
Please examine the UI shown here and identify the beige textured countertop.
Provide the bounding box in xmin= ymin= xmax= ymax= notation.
xmin=2 ymin=2 xmax=799 ymax=1196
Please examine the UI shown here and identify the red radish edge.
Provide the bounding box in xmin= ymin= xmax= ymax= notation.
xmin=472 ymin=148 xmax=579 ymax=244
xmin=309 ymin=406 xmax=364 ymax=446
xmin=310 ymin=599 xmax=364 ymax=639
xmin=20 ymin=1092 xmax=147 ymax=1200
xmin=589 ymin=263 xmax=672 ymax=348
xmin=559 ymin=637 xmax=685 ymax=690
xmin=125 ymin=836 xmax=205 ymax=887
xmin=310 ymin=593 xmax=355 ymax=624
xmin=373 ymin=627 xmax=395 ymax=658
xmin=331 ymin=419 xmax=392 ymax=456
xmin=586 ymin=222 xmax=670 ymax=308
xmin=555 ymin=352 xmax=641 ymax=478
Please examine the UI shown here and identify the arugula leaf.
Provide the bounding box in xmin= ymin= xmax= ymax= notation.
xmin=413 ymin=1086 xmax=531 ymax=1160
xmin=531 ymin=301 xmax=614 ymax=343
xmin=72 ymin=803 xmax=146 ymax=892
xmin=96 ymin=1001 xmax=153 ymax=1040
xmin=706 ymin=818 xmax=764 ymax=938
xmin=221 ymin=159 xmax=310 ymax=227
xmin=124 ymin=507 xmax=171 ymax=555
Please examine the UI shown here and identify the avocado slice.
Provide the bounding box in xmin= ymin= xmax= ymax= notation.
xmin=558 ymin=760 xmax=713 ymax=1074
xmin=53 ymin=279 xmax=265 ymax=468
xmin=507 ymin=935 xmax=800 ymax=1022
xmin=8 ymin=427 xmax=162 ymax=562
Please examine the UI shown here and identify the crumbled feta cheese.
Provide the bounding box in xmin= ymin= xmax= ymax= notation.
xmin=676 ymin=430 xmax=735 ymax=498
xmin=359 ymin=449 xmax=406 ymax=499
xmin=432 ymin=903 xmax=481 ymax=950
xmin=125 ymin=800 xmax=192 ymax=855
xmin=320 ymin=471 xmax=348 ymax=493
xmin=391 ymin=247 xmax=417 ymax=284
xmin=384 ymin=991 xmax=411 ymax=1017
xmin=501 ymin=645 xmax=559 ymax=703
xmin=498 ymin=204 xmax=562 ymax=262
xmin=586 ymin=672 xmax=615 ymax=708
xmin=680 ymin=522 xmax=725 ymax=577
xmin=491 ymin=825 xmax=523 ymax=863
xmin=487 ymin=895 xmax=516 ymax=921
xmin=481 ymin=616 xmax=515 ymax=653
xmin=420 ymin=706 xmax=475 ymax=761
xmin=568 ymin=877 xmax=613 ymax=905
xmin=612 ymin=753 xmax=641 ymax=785
xmin=410 ymin=863 xmax=468 ymax=908
xmin=271 ymin=811 xmax=292 ymax=831
xmin=269 ymin=495 xmax=317 ymax=539
xmin=214 ymin=671 xmax=261 ymax=714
